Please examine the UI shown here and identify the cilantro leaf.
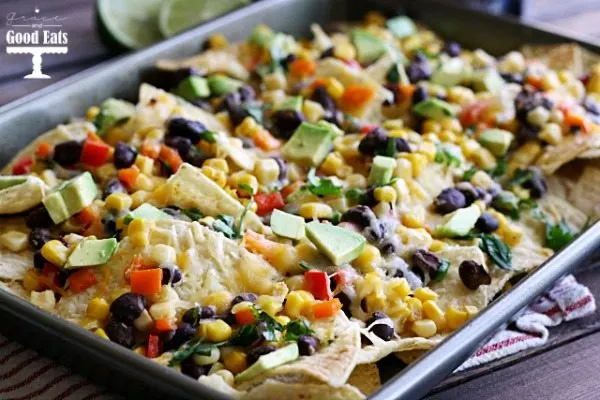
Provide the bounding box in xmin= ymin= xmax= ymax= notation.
xmin=462 ymin=167 xmax=479 ymax=181
xmin=298 ymin=261 xmax=316 ymax=270
xmin=200 ymin=131 xmax=216 ymax=143
xmin=432 ymin=259 xmax=450 ymax=281
xmin=487 ymin=158 xmax=507 ymax=178
xmin=306 ymin=168 xmax=343 ymax=196
xmin=545 ymin=219 xmax=575 ymax=251
xmin=283 ymin=319 xmax=314 ymax=341
xmin=508 ymin=168 xmax=533 ymax=187
xmin=346 ymin=188 xmax=367 ymax=203
xmin=168 ymin=338 xmax=222 ymax=366
xmin=236 ymin=198 xmax=255 ymax=238
xmin=434 ymin=145 xmax=462 ymax=168
xmin=229 ymin=324 xmax=259 ymax=346
xmin=238 ymin=183 xmax=255 ymax=196
xmin=213 ymin=215 xmax=237 ymax=239
xmin=479 ymin=234 xmax=512 ymax=270
xmin=181 ymin=208 xmax=203 ymax=221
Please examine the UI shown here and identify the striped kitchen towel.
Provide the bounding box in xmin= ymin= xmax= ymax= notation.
xmin=0 ymin=274 xmax=595 ymax=399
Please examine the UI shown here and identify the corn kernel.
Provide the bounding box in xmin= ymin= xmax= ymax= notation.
xmin=406 ymin=179 xmax=428 ymax=201
xmin=207 ymin=33 xmax=229 ymax=49
xmin=542 ymin=71 xmax=561 ymax=91
xmin=334 ymin=42 xmax=356 ymax=60
xmin=285 ymin=275 xmax=306 ymax=291
xmin=264 ymin=71 xmax=287 ymax=90
xmin=401 ymin=212 xmax=424 ymax=229
xmin=346 ymin=173 xmax=367 ymax=189
xmin=135 ymin=155 xmax=155 ymax=176
xmin=256 ymin=295 xmax=283 ymax=316
xmin=204 ymin=158 xmax=230 ymax=173
xmin=325 ymin=77 xmax=345 ymax=99
xmin=23 ymin=270 xmax=42 ymax=292
xmin=320 ymin=152 xmax=344 ymax=176
xmin=149 ymin=301 xmax=176 ymax=321
xmin=134 ymin=174 xmax=155 ymax=191
xmin=87 ymin=298 xmax=110 ymax=320
xmin=386 ymin=277 xmax=411 ymax=299
xmin=414 ymin=287 xmax=439 ymax=302
xmin=284 ymin=290 xmax=314 ymax=318
xmin=422 ymin=300 xmax=446 ymax=330
xmin=470 ymin=148 xmax=497 ymax=170
xmin=134 ymin=310 xmax=153 ymax=331
xmin=303 ymin=100 xmax=325 ymax=123
xmin=299 ymin=202 xmax=332 ymax=219
xmin=201 ymin=166 xmax=227 ymax=187
xmin=411 ymin=319 xmax=437 ymax=338
xmin=405 ymin=153 xmax=427 ymax=178
xmin=465 ymin=305 xmax=479 ymax=319
xmin=511 ymin=141 xmax=542 ymax=166
xmin=539 ymin=122 xmax=562 ymax=145
xmin=374 ymin=186 xmax=397 ymax=204
xmin=502 ymin=224 xmax=523 ymax=246
xmin=447 ymin=86 xmax=475 ymax=106
xmin=41 ymin=240 xmax=69 ymax=267
xmin=130 ymin=190 xmax=150 ymax=209
xmin=0 ymin=231 xmax=28 ymax=252
xmin=254 ymin=159 xmax=280 ymax=185
xmin=438 ymin=130 xmax=457 ymax=143
xmin=30 ymin=290 xmax=56 ymax=311
xmin=275 ymin=315 xmax=291 ymax=326
xmin=405 ymin=297 xmax=423 ymax=321
xmin=418 ymin=141 xmax=437 ymax=161
xmin=222 ymin=350 xmax=247 ymax=374
xmin=201 ymin=320 xmax=232 ymax=343
xmin=394 ymin=158 xmax=413 ymax=181
xmin=86 ymin=106 xmax=100 ymax=121
xmin=526 ymin=106 xmax=550 ymax=127
xmin=235 ymin=117 xmax=260 ymax=137
xmin=382 ymin=119 xmax=404 ymax=130
xmin=205 ymin=291 xmax=234 ymax=314
xmin=372 ymin=201 xmax=391 ymax=218
xmin=422 ymin=119 xmax=442 ymax=134
xmin=352 ymin=244 xmax=382 ymax=273
xmin=105 ymin=192 xmax=132 ymax=212
xmin=470 ymin=170 xmax=493 ymax=190
xmin=429 ymin=240 xmax=446 ymax=252
xmin=446 ymin=306 xmax=469 ymax=330
xmin=364 ymin=293 xmax=386 ymax=312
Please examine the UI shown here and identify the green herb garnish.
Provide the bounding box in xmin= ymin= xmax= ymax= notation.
xmin=462 ymin=167 xmax=479 ymax=181
xmin=283 ymin=319 xmax=314 ymax=341
xmin=238 ymin=183 xmax=256 ymax=196
xmin=213 ymin=214 xmax=237 ymax=239
xmin=181 ymin=208 xmax=203 ymax=221
xmin=508 ymin=168 xmax=533 ymax=187
xmin=298 ymin=261 xmax=315 ymax=271
xmin=168 ymin=338 xmax=223 ymax=366
xmin=306 ymin=168 xmax=343 ymax=196
xmin=244 ymin=104 xmax=264 ymax=124
xmin=487 ymin=158 xmax=507 ymax=178
xmin=545 ymin=219 xmax=575 ymax=251
xmin=479 ymin=234 xmax=512 ymax=270
xmin=200 ymin=130 xmax=216 ymax=143
xmin=434 ymin=145 xmax=462 ymax=168
xmin=345 ymin=188 xmax=367 ymax=204
xmin=433 ymin=259 xmax=451 ymax=281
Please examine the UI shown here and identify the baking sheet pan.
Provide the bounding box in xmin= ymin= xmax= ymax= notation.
xmin=1 ymin=0 xmax=599 ymax=398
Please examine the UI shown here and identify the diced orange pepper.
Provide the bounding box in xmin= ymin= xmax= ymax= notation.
xmin=244 ymin=230 xmax=276 ymax=255
xmin=312 ymin=298 xmax=342 ymax=319
xmin=154 ymin=319 xmax=174 ymax=332
xmin=141 ymin=141 xmax=160 ymax=159
xmin=526 ymin=75 xmax=543 ymax=89
xmin=159 ymin=144 xmax=183 ymax=173
xmin=564 ymin=109 xmax=592 ymax=133
xmin=235 ymin=308 xmax=256 ymax=325
xmin=118 ymin=165 xmax=140 ymax=189
xmin=130 ymin=268 xmax=162 ymax=296
xmin=77 ymin=206 xmax=99 ymax=227
xmin=289 ymin=58 xmax=317 ymax=77
xmin=340 ymin=84 xmax=375 ymax=111
xmin=399 ymin=84 xmax=416 ymax=103
xmin=252 ymin=129 xmax=281 ymax=151
xmin=69 ymin=268 xmax=98 ymax=293
xmin=87 ymin=131 xmax=104 ymax=142
xmin=36 ymin=142 xmax=53 ymax=159
xmin=281 ymin=181 xmax=303 ymax=200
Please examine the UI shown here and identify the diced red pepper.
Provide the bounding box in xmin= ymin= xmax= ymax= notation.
xmin=360 ymin=124 xmax=378 ymax=134
xmin=304 ymin=270 xmax=332 ymax=300
xmin=146 ymin=334 xmax=160 ymax=358
xmin=69 ymin=268 xmax=98 ymax=293
xmin=154 ymin=318 xmax=174 ymax=332
xmin=80 ymin=139 xmax=111 ymax=167
xmin=12 ymin=156 xmax=34 ymax=175
xmin=235 ymin=308 xmax=256 ymax=325
xmin=254 ymin=192 xmax=285 ymax=216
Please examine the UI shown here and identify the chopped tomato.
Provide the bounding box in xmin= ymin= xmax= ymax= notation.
xmin=69 ymin=268 xmax=98 ymax=293
xmin=340 ymin=84 xmax=375 ymax=111
xmin=12 ymin=156 xmax=34 ymax=175
xmin=130 ymin=268 xmax=162 ymax=296
xmin=254 ymin=192 xmax=285 ymax=216
xmin=460 ymin=101 xmax=489 ymax=127
xmin=42 ymin=263 xmax=62 ymax=287
xmin=80 ymin=139 xmax=111 ymax=167
xmin=146 ymin=334 xmax=160 ymax=358
xmin=289 ymin=58 xmax=317 ymax=77
xmin=312 ymin=298 xmax=342 ymax=319
xmin=159 ymin=144 xmax=183 ymax=173
xmin=154 ymin=319 xmax=174 ymax=332
xmin=77 ymin=206 xmax=99 ymax=227
xmin=118 ymin=166 xmax=140 ymax=189
xmin=304 ymin=270 xmax=332 ymax=300
xmin=360 ymin=124 xmax=378 ymax=134
xmin=235 ymin=308 xmax=256 ymax=325
xmin=36 ymin=142 xmax=54 ymax=159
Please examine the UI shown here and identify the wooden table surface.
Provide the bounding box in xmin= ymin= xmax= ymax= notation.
xmin=1 ymin=1 xmax=600 ymax=399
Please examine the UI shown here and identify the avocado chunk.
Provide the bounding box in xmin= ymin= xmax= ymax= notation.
xmin=351 ymin=29 xmax=386 ymax=64
xmin=479 ymin=129 xmax=514 ymax=156
xmin=413 ymin=98 xmax=457 ymax=119
xmin=431 ymin=58 xmax=465 ymax=87
xmin=271 ymin=209 xmax=305 ymax=240
xmin=65 ymin=238 xmax=119 ymax=269
xmin=386 ymin=16 xmax=417 ymax=39
xmin=471 ymin=69 xmax=505 ymax=93
xmin=281 ymin=122 xmax=334 ymax=166
xmin=368 ymin=156 xmax=396 ymax=186
xmin=434 ymin=204 xmax=481 ymax=238
xmin=173 ymin=76 xmax=209 ymax=101
xmin=305 ymin=221 xmax=366 ymax=265
xmin=236 ymin=343 xmax=299 ymax=383
xmin=94 ymin=98 xmax=135 ymax=136
xmin=43 ymin=172 xmax=97 ymax=224
xmin=207 ymin=74 xmax=243 ymax=96
xmin=124 ymin=203 xmax=171 ymax=224
xmin=275 ymin=96 xmax=303 ymax=112
xmin=0 ymin=176 xmax=27 ymax=190
xmin=249 ymin=24 xmax=275 ymax=47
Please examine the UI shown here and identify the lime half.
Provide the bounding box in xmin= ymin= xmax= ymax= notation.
xmin=97 ymin=0 xmax=164 ymax=50
xmin=159 ymin=0 xmax=250 ymax=38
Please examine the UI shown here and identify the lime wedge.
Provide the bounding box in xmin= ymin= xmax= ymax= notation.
xmin=97 ymin=0 xmax=164 ymax=50
xmin=159 ymin=0 xmax=249 ymax=38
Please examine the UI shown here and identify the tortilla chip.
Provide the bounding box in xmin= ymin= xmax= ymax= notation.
xmin=541 ymin=194 xmax=588 ymax=231
xmin=243 ymin=379 xmax=365 ymax=400
xmin=395 ymin=349 xmax=426 ymax=365
xmin=0 ymin=250 xmax=32 ymax=281
xmin=535 ymin=134 xmax=600 ymax=175
xmin=567 ymin=164 xmax=600 ymax=219
xmin=356 ymin=334 xmax=442 ymax=364
xmin=156 ymin=49 xmax=250 ymax=81
xmin=198 ymin=375 xmax=243 ymax=399
xmin=0 ymin=280 xmax=28 ymax=299
xmin=237 ymin=320 xmax=360 ymax=390
xmin=347 ymin=363 xmax=381 ymax=396
xmin=521 ymin=43 xmax=600 ymax=75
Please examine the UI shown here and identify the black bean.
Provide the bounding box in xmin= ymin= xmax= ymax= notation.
xmin=370 ymin=324 xmax=394 ymax=341
xmin=361 ymin=334 xmax=373 ymax=346
xmin=434 ymin=188 xmax=467 ymax=214
xmin=181 ymin=306 xmax=215 ymax=326
xmin=113 ymin=142 xmax=137 ymax=169
xmin=381 ymin=241 xmax=397 ymax=255
xmin=240 ymin=137 xmax=254 ymax=149
xmin=167 ymin=117 xmax=207 ymax=144
xmin=358 ymin=127 xmax=386 ymax=156
xmin=583 ymin=97 xmax=600 ymax=115
xmin=412 ymin=249 xmax=442 ymax=279
xmin=442 ymin=41 xmax=462 ymax=57
xmin=181 ymin=358 xmax=209 ymax=379
xmin=231 ymin=293 xmax=257 ymax=306
xmin=238 ymin=85 xmax=256 ymax=102
xmin=516 ymin=124 xmax=539 ymax=141
xmin=110 ymin=293 xmax=147 ymax=324
xmin=25 ymin=206 xmax=54 ymax=229
xmin=33 ymin=251 xmax=46 ymax=269
xmin=319 ymin=47 xmax=335 ymax=59
xmin=271 ymin=157 xmax=287 ymax=181
xmin=297 ymin=335 xmax=319 ymax=356
xmin=412 ymin=86 xmax=429 ymax=104
xmin=365 ymin=311 xmax=387 ymax=326
xmin=500 ymin=72 xmax=524 ymax=85
xmin=199 ymin=305 xmax=216 ymax=319
xmin=311 ymin=86 xmax=336 ymax=113
xmin=455 ymin=182 xmax=479 ymax=205
xmin=102 ymin=213 xmax=117 ymax=237
xmin=105 ymin=318 xmax=134 ymax=348
xmin=161 ymin=207 xmax=181 ymax=218
xmin=336 ymin=291 xmax=352 ymax=318
xmin=280 ymin=54 xmax=298 ymax=70
xmin=341 ymin=205 xmax=377 ymax=229
xmin=514 ymin=89 xmax=553 ymax=124
xmin=247 ymin=345 xmax=278 ymax=365
xmin=162 ymin=323 xmax=196 ymax=351
xmin=102 ymin=178 xmax=127 ymax=200
xmin=522 ymin=168 xmax=547 ymax=199
xmin=29 ymin=228 xmax=53 ymax=250
xmin=324 ymin=109 xmax=344 ymax=127
xmin=406 ymin=53 xmax=432 ymax=83
xmin=221 ymin=92 xmax=247 ymax=126
xmin=395 ymin=137 xmax=411 ymax=153
xmin=53 ymin=140 xmax=83 ymax=167
xmin=383 ymin=83 xmax=401 ymax=105
xmin=459 ymin=260 xmax=491 ymax=290
xmin=475 ymin=212 xmax=500 ymax=233
xmin=272 ymin=109 xmax=305 ymax=139
xmin=161 ymin=264 xmax=182 ymax=285
xmin=142 ymin=67 xmax=199 ymax=91
xmin=190 ymin=99 xmax=212 ymax=112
